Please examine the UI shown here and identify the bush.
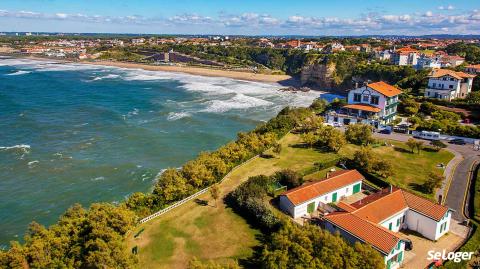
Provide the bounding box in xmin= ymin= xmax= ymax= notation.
xmin=273 ymin=169 xmax=302 ymax=189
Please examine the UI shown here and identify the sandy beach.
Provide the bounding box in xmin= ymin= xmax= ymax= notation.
xmin=86 ymin=61 xmax=297 ymax=85
xmin=1 ymin=54 xmax=299 ymax=85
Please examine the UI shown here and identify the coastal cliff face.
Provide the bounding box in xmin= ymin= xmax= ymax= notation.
xmin=300 ymin=63 xmax=341 ymax=90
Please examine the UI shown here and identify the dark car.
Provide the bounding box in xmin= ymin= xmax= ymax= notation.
xmin=449 ymin=139 xmax=466 ymax=145
xmin=379 ymin=129 xmax=392 ymax=134
xmin=404 ymin=238 xmax=413 ymax=251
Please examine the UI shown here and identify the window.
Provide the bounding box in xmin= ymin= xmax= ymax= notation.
xmin=389 ymin=222 xmax=392 ymax=230
xmin=363 ymin=95 xmax=369 ymax=102
xmin=449 ymin=85 xmax=453 ymax=89
xmin=371 ymin=96 xmax=379 ymax=105
xmin=353 ymin=93 xmax=361 ymax=102
xmin=433 ymin=83 xmax=436 ymax=88
xmin=397 ymin=218 xmax=401 ymax=227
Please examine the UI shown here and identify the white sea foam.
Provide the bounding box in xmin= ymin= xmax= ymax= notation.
xmin=27 ymin=160 xmax=39 ymax=167
xmin=91 ymin=176 xmax=105 ymax=181
xmin=167 ymin=111 xmax=191 ymax=121
xmin=0 ymin=144 xmax=31 ymax=153
xmin=201 ymin=93 xmax=274 ymax=113
xmin=6 ymin=70 xmax=31 ymax=76
xmin=92 ymin=74 xmax=120 ymax=81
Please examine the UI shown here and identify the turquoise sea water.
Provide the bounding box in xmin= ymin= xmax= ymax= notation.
xmin=0 ymin=57 xmax=319 ymax=246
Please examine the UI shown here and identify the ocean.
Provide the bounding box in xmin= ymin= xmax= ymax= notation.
xmin=0 ymin=57 xmax=319 ymax=246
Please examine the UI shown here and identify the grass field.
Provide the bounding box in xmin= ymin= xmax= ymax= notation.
xmin=127 ymin=133 xmax=454 ymax=268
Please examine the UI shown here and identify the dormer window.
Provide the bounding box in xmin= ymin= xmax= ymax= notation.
xmin=363 ymin=95 xmax=369 ymax=102
xmin=371 ymin=96 xmax=379 ymax=105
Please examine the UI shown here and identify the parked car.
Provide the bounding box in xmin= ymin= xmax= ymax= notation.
xmin=378 ymin=129 xmax=392 ymax=134
xmin=413 ymin=131 xmax=441 ymax=141
xmin=449 ymin=138 xmax=466 ymax=145
xmin=404 ymin=238 xmax=413 ymax=251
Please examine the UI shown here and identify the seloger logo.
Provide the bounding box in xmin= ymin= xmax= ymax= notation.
xmin=427 ymin=250 xmax=475 ymax=263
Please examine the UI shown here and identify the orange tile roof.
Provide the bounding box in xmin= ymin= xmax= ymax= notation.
xmin=324 ymin=212 xmax=401 ymax=254
xmin=396 ymin=47 xmax=418 ymax=54
xmin=324 ymin=187 xmax=450 ymax=254
xmin=466 ymin=64 xmax=480 ymax=69
xmin=429 ymin=69 xmax=476 ymax=79
xmin=343 ymin=104 xmax=381 ymax=113
xmin=351 ymin=187 xmax=449 ymax=222
xmin=281 ymin=170 xmax=364 ymax=206
xmin=367 ymin=81 xmax=403 ymax=97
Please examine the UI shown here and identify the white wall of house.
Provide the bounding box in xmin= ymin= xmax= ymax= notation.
xmin=384 ymin=241 xmax=405 ymax=269
xmin=279 ymin=181 xmax=362 ymax=219
xmin=405 ymin=210 xmax=449 ymax=241
xmin=380 ymin=210 xmax=408 ymax=233
xmin=434 ymin=211 xmax=451 ymax=240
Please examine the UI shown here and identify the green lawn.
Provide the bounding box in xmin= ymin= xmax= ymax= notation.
xmin=369 ymin=140 xmax=454 ymax=196
xmin=127 ymin=133 xmax=454 ymax=268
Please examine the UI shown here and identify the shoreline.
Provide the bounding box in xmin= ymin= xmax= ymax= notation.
xmin=1 ymin=53 xmax=300 ymax=86
xmin=87 ymin=61 xmax=298 ymax=85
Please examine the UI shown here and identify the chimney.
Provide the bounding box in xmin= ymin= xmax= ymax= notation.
xmin=389 ymin=185 xmax=393 ymax=193
xmin=438 ymin=195 xmax=443 ymax=205
xmin=326 ymin=172 xmax=330 ymax=179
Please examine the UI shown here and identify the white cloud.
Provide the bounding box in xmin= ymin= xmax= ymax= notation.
xmin=0 ymin=8 xmax=479 ymax=35
xmin=438 ymin=5 xmax=454 ymax=10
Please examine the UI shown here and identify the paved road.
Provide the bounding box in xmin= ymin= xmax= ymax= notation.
xmin=445 ymin=154 xmax=479 ymax=221
xmin=373 ymin=132 xmax=480 ymax=222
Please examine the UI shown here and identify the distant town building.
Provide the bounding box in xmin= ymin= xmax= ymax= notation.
xmin=465 ymin=64 xmax=480 ymax=75
xmin=424 ymin=69 xmax=476 ymax=100
xmin=325 ymin=81 xmax=402 ymax=127
xmin=391 ymin=47 xmax=419 ymax=66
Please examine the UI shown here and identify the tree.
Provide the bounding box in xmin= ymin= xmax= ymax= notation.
xmin=406 ymin=138 xmax=417 ymax=153
xmin=352 ymin=146 xmax=375 ymax=172
xmin=327 ymin=128 xmax=347 ymax=152
xmin=430 ymin=140 xmax=447 ymax=151
xmin=371 ymin=160 xmax=395 ymax=178
xmin=301 ymin=132 xmax=317 ymax=148
xmin=153 ymin=168 xmax=189 ymax=204
xmin=423 ymin=172 xmax=444 ymax=194
xmin=273 ymin=169 xmax=302 ymax=189
xmin=414 ymin=140 xmax=424 ymax=154
xmin=272 ymin=143 xmax=282 ymax=156
xmin=345 ymin=124 xmax=374 ymax=145
xmin=210 ymin=184 xmax=220 ymax=208
xmin=400 ymin=98 xmax=420 ymax=116
xmin=309 ymin=98 xmax=328 ymax=113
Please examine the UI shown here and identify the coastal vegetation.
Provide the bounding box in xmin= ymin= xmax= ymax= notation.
xmin=0 ymin=96 xmax=455 ymax=268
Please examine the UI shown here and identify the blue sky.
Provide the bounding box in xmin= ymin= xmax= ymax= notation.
xmin=0 ymin=0 xmax=479 ymax=35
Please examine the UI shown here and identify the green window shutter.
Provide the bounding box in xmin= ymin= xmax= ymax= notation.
xmin=353 ymin=183 xmax=361 ymax=193
xmin=389 ymin=223 xmax=392 ymax=230
xmin=397 ymin=218 xmax=400 ymax=227
xmin=386 ymin=259 xmax=392 ymax=269
xmin=332 ymin=192 xmax=338 ymax=202
xmin=398 ymin=251 xmax=403 ymax=262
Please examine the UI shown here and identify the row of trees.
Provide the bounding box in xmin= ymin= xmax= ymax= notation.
xmin=400 ymin=98 xmax=480 ymax=138
xmin=0 ymin=106 xmax=315 ymax=268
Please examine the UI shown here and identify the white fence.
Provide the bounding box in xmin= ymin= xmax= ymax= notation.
xmin=139 ymin=155 xmax=259 ymax=224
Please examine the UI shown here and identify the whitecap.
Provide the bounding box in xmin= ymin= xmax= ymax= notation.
xmin=91 ymin=176 xmax=105 ymax=181
xmin=0 ymin=144 xmax=31 ymax=153
xmin=27 ymin=160 xmax=39 ymax=167
xmin=167 ymin=111 xmax=191 ymax=121
xmin=92 ymin=74 xmax=120 ymax=81
xmin=201 ymin=93 xmax=273 ymax=113
xmin=6 ymin=70 xmax=31 ymax=76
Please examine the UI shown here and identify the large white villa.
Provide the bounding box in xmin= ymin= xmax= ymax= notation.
xmin=424 ymin=69 xmax=476 ymax=100
xmin=325 ymin=81 xmax=402 ymax=128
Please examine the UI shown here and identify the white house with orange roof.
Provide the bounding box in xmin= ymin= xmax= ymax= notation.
xmin=392 ymin=47 xmax=419 ymax=66
xmin=279 ymin=170 xmax=363 ymax=219
xmin=325 ymin=81 xmax=402 ymax=128
xmin=323 ymin=187 xmax=452 ymax=269
xmin=424 ymin=69 xmax=476 ymax=100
